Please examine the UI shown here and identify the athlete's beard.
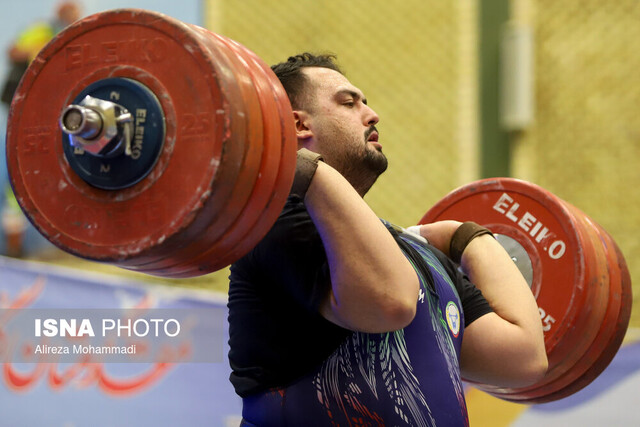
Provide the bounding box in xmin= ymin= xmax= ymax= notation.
xmin=340 ymin=126 xmax=388 ymax=196
xmin=363 ymin=124 xmax=388 ymax=175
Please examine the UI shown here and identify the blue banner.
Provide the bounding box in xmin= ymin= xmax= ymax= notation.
xmin=0 ymin=256 xmax=242 ymax=426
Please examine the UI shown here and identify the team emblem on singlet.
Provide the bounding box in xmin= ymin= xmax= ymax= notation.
xmin=445 ymin=301 xmax=461 ymax=337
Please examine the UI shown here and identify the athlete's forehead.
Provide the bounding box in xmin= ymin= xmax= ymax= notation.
xmin=301 ymin=67 xmax=367 ymax=105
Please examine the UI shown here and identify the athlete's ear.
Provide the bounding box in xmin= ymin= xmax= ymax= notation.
xmin=293 ymin=110 xmax=313 ymax=148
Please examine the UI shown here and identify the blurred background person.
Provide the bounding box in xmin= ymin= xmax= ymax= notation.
xmin=2 ymin=1 xmax=82 ymax=106
xmin=0 ymin=1 xmax=81 ymax=257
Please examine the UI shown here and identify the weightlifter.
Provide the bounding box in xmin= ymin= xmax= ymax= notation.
xmin=227 ymin=53 xmax=547 ymax=425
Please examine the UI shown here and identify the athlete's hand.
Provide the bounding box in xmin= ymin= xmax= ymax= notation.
xmin=290 ymin=148 xmax=323 ymax=200
xmin=412 ymin=220 xmax=462 ymax=257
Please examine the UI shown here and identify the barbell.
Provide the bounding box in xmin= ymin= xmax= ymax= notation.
xmin=420 ymin=178 xmax=632 ymax=403
xmin=5 ymin=9 xmax=631 ymax=404
xmin=7 ymin=9 xmax=297 ymax=277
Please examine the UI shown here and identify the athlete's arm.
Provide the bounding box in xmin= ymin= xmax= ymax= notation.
xmin=417 ymin=220 xmax=548 ymax=387
xmin=304 ymin=161 xmax=420 ymax=333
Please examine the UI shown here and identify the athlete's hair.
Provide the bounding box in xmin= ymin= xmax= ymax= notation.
xmin=271 ymin=52 xmax=342 ymax=110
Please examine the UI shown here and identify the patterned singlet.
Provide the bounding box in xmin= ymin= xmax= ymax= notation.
xmin=243 ymin=224 xmax=469 ymax=426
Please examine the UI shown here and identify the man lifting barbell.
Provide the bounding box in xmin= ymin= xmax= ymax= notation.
xmin=5 ymin=9 xmax=630 ymax=424
xmin=227 ymin=53 xmax=548 ymax=426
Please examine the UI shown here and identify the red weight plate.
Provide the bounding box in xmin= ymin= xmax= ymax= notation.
xmin=420 ymin=178 xmax=591 ymax=365
xmin=160 ymin=33 xmax=290 ymax=277
xmin=202 ymin=36 xmax=297 ymax=272
xmin=514 ymin=208 xmax=614 ymax=400
xmin=7 ymin=10 xmax=235 ymax=268
xmin=130 ymin=25 xmax=265 ymax=275
xmin=164 ymin=35 xmax=297 ymax=276
xmin=484 ymin=204 xmax=611 ymax=401
xmin=520 ymin=223 xmax=632 ymax=404
xmin=156 ymin=29 xmax=281 ymax=277
xmin=583 ymin=223 xmax=633 ymax=384
xmin=118 ymin=37 xmax=250 ymax=272
xmin=161 ymin=30 xmax=283 ymax=276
